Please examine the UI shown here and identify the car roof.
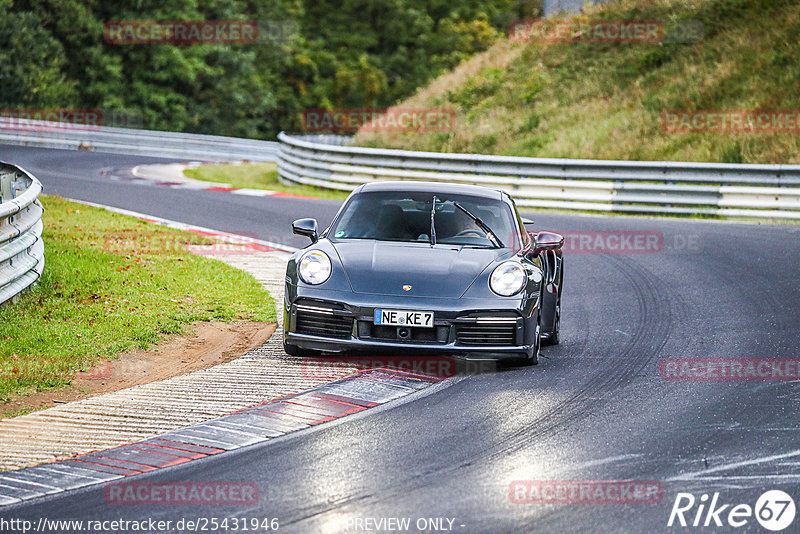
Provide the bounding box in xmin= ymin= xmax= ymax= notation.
xmin=359 ymin=181 xmax=504 ymax=200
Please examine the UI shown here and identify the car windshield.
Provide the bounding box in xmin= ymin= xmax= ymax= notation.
xmin=330 ymin=190 xmax=517 ymax=249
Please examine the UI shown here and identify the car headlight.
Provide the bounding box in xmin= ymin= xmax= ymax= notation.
xmin=298 ymin=250 xmax=332 ymax=285
xmin=489 ymin=262 xmax=526 ymax=297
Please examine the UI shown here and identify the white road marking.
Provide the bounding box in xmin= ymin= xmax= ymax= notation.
xmin=667 ymin=449 xmax=800 ymax=481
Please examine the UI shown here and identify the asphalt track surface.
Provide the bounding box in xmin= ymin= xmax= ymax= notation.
xmin=2 ymin=144 xmax=800 ymax=533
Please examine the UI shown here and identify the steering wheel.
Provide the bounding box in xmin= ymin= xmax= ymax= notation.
xmin=455 ymin=228 xmax=486 ymax=238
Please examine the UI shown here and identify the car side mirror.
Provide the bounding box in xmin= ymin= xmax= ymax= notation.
xmin=534 ymin=231 xmax=564 ymax=253
xmin=292 ymin=218 xmax=318 ymax=244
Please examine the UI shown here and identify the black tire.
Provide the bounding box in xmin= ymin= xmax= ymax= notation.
xmin=543 ymin=296 xmax=560 ymax=346
xmin=519 ymin=308 xmax=541 ymax=366
xmin=543 ymin=269 xmax=562 ymax=346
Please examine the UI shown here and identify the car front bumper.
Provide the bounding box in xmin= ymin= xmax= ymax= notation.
xmin=283 ymin=285 xmax=539 ymax=360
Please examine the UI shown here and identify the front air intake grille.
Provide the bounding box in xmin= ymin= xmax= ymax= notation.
xmin=360 ymin=323 xmax=449 ymax=344
xmin=456 ymin=318 xmax=518 ymax=346
xmin=295 ymin=303 xmax=352 ymax=339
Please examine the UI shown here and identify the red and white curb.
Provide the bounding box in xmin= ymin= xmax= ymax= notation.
xmin=0 ymin=369 xmax=442 ymax=506
xmin=128 ymin=162 xmax=316 ymax=199
xmin=66 ymin=199 xmax=299 ymax=256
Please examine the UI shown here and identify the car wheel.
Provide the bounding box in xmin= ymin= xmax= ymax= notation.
xmin=519 ymin=308 xmax=541 ymax=366
xmin=543 ymin=296 xmax=560 ymax=346
xmin=543 ymin=269 xmax=562 ymax=347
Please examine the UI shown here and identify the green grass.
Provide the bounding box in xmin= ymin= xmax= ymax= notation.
xmin=0 ymin=196 xmax=276 ymax=403
xmin=184 ymin=162 xmax=351 ymax=201
xmin=355 ymin=0 xmax=800 ymax=165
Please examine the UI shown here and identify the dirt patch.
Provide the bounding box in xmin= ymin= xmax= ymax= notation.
xmin=1 ymin=321 xmax=276 ymax=418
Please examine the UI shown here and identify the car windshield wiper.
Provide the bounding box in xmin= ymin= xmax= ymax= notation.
xmin=454 ymin=202 xmax=504 ymax=248
xmin=430 ymin=196 xmax=439 ymax=247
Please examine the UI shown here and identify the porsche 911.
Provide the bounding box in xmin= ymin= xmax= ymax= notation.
xmin=283 ymin=181 xmax=564 ymax=365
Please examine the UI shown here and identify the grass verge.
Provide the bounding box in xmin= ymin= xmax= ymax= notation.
xmin=355 ymin=0 xmax=800 ymax=165
xmin=0 ymin=196 xmax=276 ymax=403
xmin=184 ymin=162 xmax=351 ymax=201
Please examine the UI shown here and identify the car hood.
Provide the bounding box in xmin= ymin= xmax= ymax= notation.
xmin=333 ymin=240 xmax=512 ymax=298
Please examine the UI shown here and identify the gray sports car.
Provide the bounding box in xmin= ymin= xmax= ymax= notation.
xmin=283 ymin=181 xmax=564 ymax=365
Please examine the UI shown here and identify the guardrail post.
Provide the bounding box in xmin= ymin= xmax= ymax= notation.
xmin=0 ymin=172 xmax=13 ymax=203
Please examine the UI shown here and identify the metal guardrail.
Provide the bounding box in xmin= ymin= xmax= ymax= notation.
xmin=276 ymin=132 xmax=800 ymax=219
xmin=0 ymin=162 xmax=44 ymax=306
xmin=0 ymin=119 xmax=278 ymax=162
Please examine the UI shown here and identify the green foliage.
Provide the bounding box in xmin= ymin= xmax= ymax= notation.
xmin=0 ymin=4 xmax=76 ymax=106
xmin=447 ymin=68 xmax=506 ymax=109
xmin=721 ymin=142 xmax=744 ymax=164
xmin=0 ymin=0 xmax=513 ymax=138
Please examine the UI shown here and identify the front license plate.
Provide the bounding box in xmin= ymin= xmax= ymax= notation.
xmin=374 ymin=309 xmax=434 ymax=328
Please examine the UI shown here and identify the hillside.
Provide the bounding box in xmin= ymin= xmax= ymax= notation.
xmin=354 ymin=0 xmax=800 ymax=164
